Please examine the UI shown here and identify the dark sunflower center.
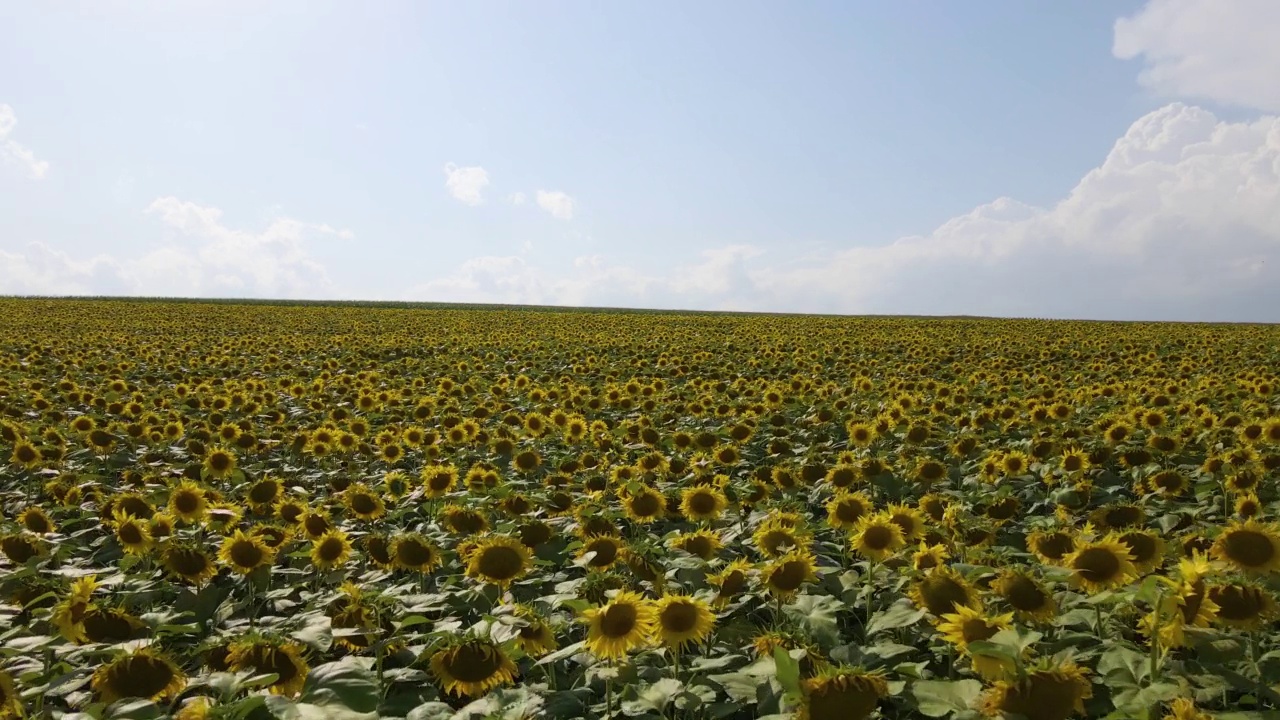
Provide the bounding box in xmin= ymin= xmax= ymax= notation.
xmin=1004 ymin=577 xmax=1048 ymax=611
xmin=444 ymin=643 xmax=504 ymax=682
xmin=104 ymin=655 xmax=176 ymax=700
xmin=173 ymin=492 xmax=200 ymax=514
xmin=429 ymin=474 xmax=453 ymax=491
xmin=209 ymin=454 xmax=232 ymax=472
xmin=1073 ymin=548 xmax=1121 ymax=581
xmin=118 ymin=523 xmax=144 ymax=545
xmin=600 ymin=603 xmax=638 ymax=638
xmin=862 ymin=525 xmax=895 ymax=550
xmin=681 ymin=535 xmax=715 ymax=559
xmin=23 ymin=512 xmax=52 ymax=533
xmin=1210 ymin=585 xmax=1264 ymax=621
xmin=961 ymin=618 xmax=998 ymax=643
xmin=1062 ymin=456 xmax=1083 ymax=471
xmin=519 ymin=522 xmax=552 ymax=547
xmin=350 ymin=493 xmax=378 ymax=515
xmin=366 ymin=537 xmax=392 ymax=564
xmin=660 ymin=602 xmax=699 ymax=633
xmin=631 ymin=493 xmax=662 ymax=517
xmin=304 ymin=515 xmax=331 ymax=537
xmin=761 ymin=529 xmax=797 ymax=555
xmin=890 ymin=514 xmax=917 ymax=536
xmin=1181 ymin=580 xmax=1206 ymax=623
xmin=806 ymin=677 xmax=882 ymax=720
xmin=987 ymin=499 xmax=1018 ymax=520
xmin=249 ymin=482 xmax=279 ymax=504
xmin=999 ymin=673 xmax=1086 ymax=720
xmin=396 ymin=539 xmax=434 ymax=567
xmin=770 ymin=560 xmax=808 ymax=591
xmin=318 ymin=537 xmax=345 ymax=562
xmin=84 ymin=609 xmax=137 ymax=643
xmin=1119 ymin=533 xmax=1157 ymax=564
xmin=688 ymin=491 xmax=718 ymax=515
xmin=167 ymin=548 xmax=210 ymax=577
xmin=586 ymin=539 xmax=618 ymax=567
xmin=1105 ymin=506 xmax=1141 ymax=528
xmin=836 ymin=501 xmax=866 ymax=524
xmin=718 ymin=570 xmax=745 ymax=595
xmin=252 ymin=646 xmax=301 ymax=685
xmin=1033 ymin=533 xmax=1074 ymax=560
xmin=16 ymin=445 xmax=37 ymax=463
xmin=1223 ymin=530 xmax=1275 ymax=568
xmin=229 ymin=540 xmax=264 ymax=568
xmin=919 ymin=576 xmax=972 ymax=615
xmin=119 ymin=498 xmax=153 ymax=518
xmin=477 ymin=546 xmax=525 ymax=580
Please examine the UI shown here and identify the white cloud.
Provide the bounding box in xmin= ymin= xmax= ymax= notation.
xmin=0 ymin=197 xmax=351 ymax=298
xmin=535 ymin=190 xmax=575 ymax=220
xmin=443 ymin=163 xmax=489 ymax=206
xmin=1114 ymin=0 xmax=1280 ymax=112
xmin=0 ymin=103 xmax=50 ymax=179
xmin=408 ymin=104 xmax=1280 ymax=322
xmin=509 ymin=191 xmax=528 ymax=206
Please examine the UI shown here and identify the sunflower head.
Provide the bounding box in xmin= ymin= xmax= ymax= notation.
xmin=310 ymin=529 xmax=353 ymax=571
xmin=511 ymin=605 xmax=558 ymax=657
xmin=1211 ymin=520 xmax=1280 ymax=575
xmin=582 ymin=590 xmax=657 ymax=660
xmin=218 ymin=529 xmax=276 ymax=575
xmin=390 ymin=533 xmax=440 ymax=572
xmin=429 ymin=636 xmax=519 ymax=697
xmin=654 ymin=594 xmax=716 ymax=649
xmin=991 ymin=570 xmax=1056 ymax=623
xmin=911 ymin=566 xmax=981 ymax=616
xmin=1066 ymin=536 xmax=1138 ymax=593
xmin=799 ymin=666 xmax=889 ymax=720
xmin=708 ymin=559 xmax=754 ymax=607
xmin=979 ymin=659 xmax=1091 ymax=720
xmin=91 ymin=649 xmax=186 ymax=704
xmin=466 ymin=535 xmax=532 ymax=589
xmin=825 ymin=491 xmax=873 ymax=531
xmin=162 ymin=541 xmax=219 ymax=585
xmin=763 ymin=550 xmax=818 ymax=601
xmin=852 ymin=513 xmax=906 ymax=562
xmin=936 ymin=606 xmax=1017 ymax=680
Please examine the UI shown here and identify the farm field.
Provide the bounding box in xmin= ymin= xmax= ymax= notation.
xmin=1 ymin=298 xmax=1279 ymax=720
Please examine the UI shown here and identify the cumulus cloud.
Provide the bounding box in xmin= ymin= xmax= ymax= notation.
xmin=535 ymin=190 xmax=575 ymax=220
xmin=443 ymin=163 xmax=489 ymax=205
xmin=1114 ymin=0 xmax=1280 ymax=112
xmin=408 ymin=104 xmax=1280 ymax=322
xmin=0 ymin=103 xmax=50 ymax=179
xmin=0 ymin=197 xmax=351 ymax=298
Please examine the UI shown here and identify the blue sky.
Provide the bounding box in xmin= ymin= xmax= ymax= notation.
xmin=3 ymin=0 xmax=1280 ymax=320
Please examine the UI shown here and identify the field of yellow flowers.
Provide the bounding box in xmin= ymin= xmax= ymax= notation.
xmin=1 ymin=298 xmax=1279 ymax=720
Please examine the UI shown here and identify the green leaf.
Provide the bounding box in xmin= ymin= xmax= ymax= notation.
xmin=621 ymin=678 xmax=684 ymax=715
xmin=404 ymin=702 xmax=455 ymax=720
xmin=773 ymin=647 xmax=801 ymax=696
xmin=298 ymin=659 xmax=379 ymax=713
xmin=911 ymin=679 xmax=983 ymax=717
xmin=783 ymin=594 xmax=844 ymax=645
xmin=866 ymin=600 xmax=926 ymax=635
xmin=1097 ymin=644 xmax=1148 ymax=685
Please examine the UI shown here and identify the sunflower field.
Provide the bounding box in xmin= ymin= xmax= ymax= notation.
xmin=2 ymin=298 xmax=1280 ymax=720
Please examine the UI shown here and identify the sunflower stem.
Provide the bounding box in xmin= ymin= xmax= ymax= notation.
xmin=606 ymin=672 xmax=614 ymax=720
xmin=1093 ymin=602 xmax=1104 ymax=639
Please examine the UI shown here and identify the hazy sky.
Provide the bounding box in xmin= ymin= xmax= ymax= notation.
xmin=3 ymin=0 xmax=1280 ymax=321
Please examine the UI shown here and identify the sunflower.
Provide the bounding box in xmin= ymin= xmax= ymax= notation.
xmin=466 ymin=536 xmax=531 ymax=589
xmin=204 ymin=502 xmax=243 ymax=533
xmin=622 ymin=486 xmax=666 ymax=523
xmin=680 ymin=486 xmax=727 ymax=522
xmin=91 ymin=649 xmax=186 ymax=704
xmin=218 ymin=530 xmax=276 ymax=574
xmin=1066 ymin=537 xmax=1137 ymax=594
xmin=1027 ymin=529 xmax=1076 ymax=565
xmin=81 ymin=606 xmax=145 ymax=644
xmin=150 ymin=512 xmax=175 ymax=539
xmin=913 ymin=543 xmax=950 ymax=571
xmin=429 ymin=637 xmax=518 ymax=697
xmin=763 ymin=550 xmax=818 ymax=601
xmin=886 ymin=503 xmax=926 ymax=542
xmin=114 ymin=513 xmax=153 ymax=556
xmin=1211 ymin=519 xmax=1280 ymax=574
xmin=579 ymin=535 xmax=622 ymax=569
xmin=1141 ymin=556 xmax=1218 ymax=648
xmin=227 ymin=637 xmax=309 ymax=696
xmin=1117 ymin=530 xmax=1166 ymax=575
xmin=654 ymin=594 xmax=715 ymax=650
xmin=298 ymin=508 xmax=332 ymax=539
xmin=422 ymin=464 xmax=459 ymax=498
xmin=798 ymin=666 xmax=889 ymax=720
xmin=582 ymin=590 xmax=657 ymax=660
xmin=991 ymin=570 xmax=1056 ymax=623
xmin=162 ymin=542 xmax=218 ymax=585
xmin=825 ymin=492 xmax=873 ymax=531
xmin=979 ymin=659 xmax=1091 ymax=720
xmin=512 ymin=605 xmax=558 ymax=657
xmin=0 ymin=669 xmax=21 ymax=718
xmin=245 ymin=476 xmax=282 ymax=512
xmin=1088 ymin=503 xmax=1145 ymax=531
xmin=999 ymin=450 xmax=1032 ymax=478
xmin=310 ymin=530 xmax=353 ymax=571
xmin=937 ymin=606 xmax=1017 ymax=680
xmin=1163 ymin=698 xmax=1213 ymax=720
xmin=1207 ymin=582 xmax=1277 ymax=630
xmin=1058 ymin=448 xmax=1090 ymax=475
xmin=752 ymin=522 xmax=811 ymax=559
xmin=274 ymin=497 xmax=307 ymax=524
xmin=390 ymin=533 xmax=441 ymax=572
xmin=50 ymin=575 xmax=98 ymax=642
xmin=202 ymin=446 xmax=237 ymax=480
xmin=17 ymin=506 xmax=55 ymax=534
xmin=708 ymin=559 xmax=754 ymax=607
xmin=440 ymin=504 xmax=489 ymax=535
xmin=1147 ymin=470 xmax=1187 ymax=497
xmin=252 ymin=523 xmax=294 ymax=551
xmin=851 ymin=513 xmax=906 ymax=562
xmin=911 ymin=567 xmax=981 ymax=616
